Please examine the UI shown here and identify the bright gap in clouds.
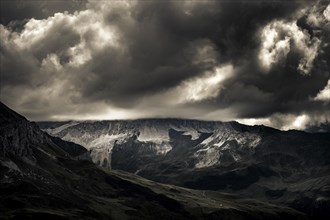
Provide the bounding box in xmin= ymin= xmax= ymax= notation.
xmin=175 ymin=65 xmax=234 ymax=103
xmin=291 ymin=114 xmax=308 ymax=130
xmin=49 ymin=106 xmax=142 ymax=121
xmin=314 ymin=80 xmax=330 ymax=103
xmin=237 ymin=113 xmax=330 ymax=131
xmin=258 ymin=20 xmax=321 ymax=75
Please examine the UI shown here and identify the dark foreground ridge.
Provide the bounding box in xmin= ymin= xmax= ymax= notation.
xmin=0 ymin=101 xmax=307 ymax=219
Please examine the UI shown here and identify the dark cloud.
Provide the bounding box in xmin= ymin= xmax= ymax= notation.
xmin=0 ymin=0 xmax=329 ymax=130
xmin=75 ymin=0 xmax=313 ymax=104
xmin=0 ymin=0 xmax=87 ymax=25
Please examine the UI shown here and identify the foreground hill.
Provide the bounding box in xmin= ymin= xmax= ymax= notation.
xmin=39 ymin=118 xmax=330 ymax=219
xmin=0 ymin=102 xmax=306 ymax=219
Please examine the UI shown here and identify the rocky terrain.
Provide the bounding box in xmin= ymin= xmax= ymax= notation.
xmin=0 ymin=102 xmax=308 ymax=220
xmin=39 ymin=118 xmax=330 ymax=219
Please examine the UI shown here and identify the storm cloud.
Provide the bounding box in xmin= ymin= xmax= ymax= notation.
xmin=0 ymin=0 xmax=329 ymax=130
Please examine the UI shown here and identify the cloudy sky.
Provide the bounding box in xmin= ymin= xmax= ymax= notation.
xmin=0 ymin=0 xmax=329 ymax=130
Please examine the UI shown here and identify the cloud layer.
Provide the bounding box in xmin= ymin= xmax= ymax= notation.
xmin=0 ymin=0 xmax=329 ymax=130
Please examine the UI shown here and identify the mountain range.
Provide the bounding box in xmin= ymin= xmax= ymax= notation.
xmin=0 ymin=101 xmax=329 ymax=219
xmin=39 ymin=118 xmax=330 ymax=219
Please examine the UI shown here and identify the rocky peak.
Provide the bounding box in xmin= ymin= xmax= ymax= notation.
xmin=0 ymin=102 xmax=89 ymax=160
xmin=0 ymin=102 xmax=50 ymax=160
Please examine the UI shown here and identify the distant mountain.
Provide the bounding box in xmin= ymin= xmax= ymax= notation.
xmin=39 ymin=118 xmax=330 ymax=220
xmin=305 ymin=123 xmax=330 ymax=133
xmin=1 ymin=102 xmax=307 ymax=219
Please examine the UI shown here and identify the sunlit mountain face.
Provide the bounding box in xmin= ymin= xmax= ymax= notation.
xmin=1 ymin=0 xmax=330 ymax=219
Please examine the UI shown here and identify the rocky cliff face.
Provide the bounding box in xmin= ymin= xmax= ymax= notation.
xmin=0 ymin=102 xmax=89 ymax=163
xmin=1 ymin=103 xmax=44 ymax=159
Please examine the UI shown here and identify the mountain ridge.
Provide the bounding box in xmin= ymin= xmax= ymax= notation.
xmin=39 ymin=116 xmax=330 ymax=220
xmin=1 ymin=101 xmax=308 ymax=219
